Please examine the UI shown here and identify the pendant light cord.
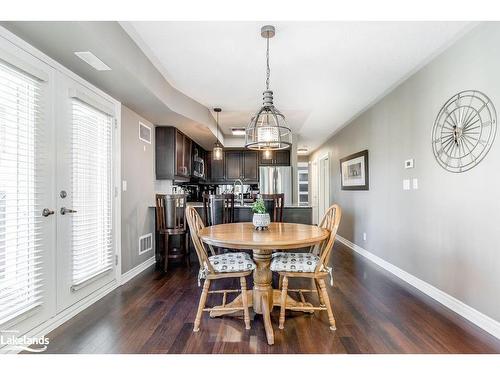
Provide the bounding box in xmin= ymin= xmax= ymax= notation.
xmin=266 ymin=32 xmax=270 ymax=90
xmin=216 ymin=111 xmax=219 ymax=142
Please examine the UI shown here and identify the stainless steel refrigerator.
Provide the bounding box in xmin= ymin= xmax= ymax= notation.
xmin=259 ymin=166 xmax=293 ymax=206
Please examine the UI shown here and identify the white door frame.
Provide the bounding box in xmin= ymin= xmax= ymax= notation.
xmin=317 ymin=153 xmax=330 ymax=224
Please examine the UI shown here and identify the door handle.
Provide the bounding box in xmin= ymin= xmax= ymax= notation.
xmin=60 ymin=207 xmax=77 ymax=215
xmin=42 ymin=208 xmax=55 ymax=217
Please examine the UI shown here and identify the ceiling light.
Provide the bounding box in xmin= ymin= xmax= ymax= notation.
xmin=245 ymin=25 xmax=292 ymax=151
xmin=74 ymin=51 xmax=111 ymax=71
xmin=297 ymin=148 xmax=308 ymax=154
xmin=231 ymin=128 xmax=246 ymax=136
xmin=212 ymin=108 xmax=223 ymax=161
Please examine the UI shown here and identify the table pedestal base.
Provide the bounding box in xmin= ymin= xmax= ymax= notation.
xmin=209 ymin=249 xmax=313 ymax=345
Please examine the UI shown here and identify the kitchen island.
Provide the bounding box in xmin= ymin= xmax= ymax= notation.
xmin=186 ymin=202 xmax=313 ymax=225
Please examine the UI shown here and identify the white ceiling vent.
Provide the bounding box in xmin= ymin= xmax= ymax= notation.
xmin=139 ymin=122 xmax=152 ymax=144
xmin=74 ymin=51 xmax=111 ymax=71
xmin=231 ymin=127 xmax=246 ymax=136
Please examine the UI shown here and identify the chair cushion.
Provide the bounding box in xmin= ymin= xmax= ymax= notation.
xmin=270 ymin=252 xmax=320 ymax=273
xmin=209 ymin=252 xmax=256 ymax=273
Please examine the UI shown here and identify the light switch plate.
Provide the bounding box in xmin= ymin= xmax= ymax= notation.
xmin=403 ymin=179 xmax=410 ymax=190
xmin=412 ymin=178 xmax=418 ymax=190
xmin=122 ymin=180 xmax=127 ymax=192
xmin=405 ymin=159 xmax=414 ymax=169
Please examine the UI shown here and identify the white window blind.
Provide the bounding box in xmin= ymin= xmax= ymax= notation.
xmin=0 ymin=61 xmax=43 ymax=325
xmin=71 ymin=99 xmax=113 ymax=287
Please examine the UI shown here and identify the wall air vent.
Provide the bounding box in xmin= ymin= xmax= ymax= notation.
xmin=139 ymin=233 xmax=153 ymax=255
xmin=139 ymin=122 xmax=152 ymax=144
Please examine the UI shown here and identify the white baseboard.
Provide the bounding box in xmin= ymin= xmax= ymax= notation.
xmin=336 ymin=235 xmax=500 ymax=340
xmin=120 ymin=256 xmax=156 ymax=285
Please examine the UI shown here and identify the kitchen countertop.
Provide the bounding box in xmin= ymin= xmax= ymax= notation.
xmin=185 ymin=202 xmax=312 ymax=209
xmin=148 ymin=202 xmax=312 ymax=209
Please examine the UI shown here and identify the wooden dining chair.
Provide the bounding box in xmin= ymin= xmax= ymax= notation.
xmin=186 ymin=206 xmax=254 ymax=332
xmin=202 ymin=193 xmax=235 ymax=226
xmin=270 ymin=204 xmax=342 ymax=331
xmin=155 ymin=194 xmax=190 ymax=272
xmin=261 ymin=193 xmax=284 ymax=222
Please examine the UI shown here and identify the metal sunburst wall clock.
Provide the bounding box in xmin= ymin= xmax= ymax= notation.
xmin=432 ymin=90 xmax=497 ymax=173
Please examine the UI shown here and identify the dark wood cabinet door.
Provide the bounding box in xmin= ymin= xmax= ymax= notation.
xmin=155 ymin=127 xmax=176 ymax=179
xmin=225 ymin=151 xmax=242 ymax=181
xmin=175 ymin=131 xmax=184 ymax=176
xmin=242 ymin=151 xmax=258 ymax=181
xmin=183 ymin=136 xmax=192 ymax=177
xmin=210 ymin=152 xmax=225 ymax=181
xmin=274 ymin=150 xmax=290 ymax=166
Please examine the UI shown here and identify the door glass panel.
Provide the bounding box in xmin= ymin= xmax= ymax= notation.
xmin=70 ymin=99 xmax=113 ymax=287
xmin=0 ymin=61 xmax=43 ymax=324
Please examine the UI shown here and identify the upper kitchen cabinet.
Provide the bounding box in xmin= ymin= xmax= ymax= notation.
xmin=242 ymin=151 xmax=258 ymax=181
xmin=208 ymin=151 xmax=225 ymax=182
xmin=224 ymin=150 xmax=242 ymax=181
xmin=156 ymin=126 xmax=192 ymax=180
xmin=258 ymin=150 xmax=290 ymax=166
xmin=224 ymin=150 xmax=259 ymax=183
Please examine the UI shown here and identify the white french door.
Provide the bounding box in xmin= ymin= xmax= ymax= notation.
xmin=55 ymin=75 xmax=117 ymax=311
xmin=0 ymin=35 xmax=118 ymax=339
xmin=0 ymin=38 xmax=56 ymax=334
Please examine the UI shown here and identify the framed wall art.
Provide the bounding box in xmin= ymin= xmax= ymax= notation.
xmin=340 ymin=150 xmax=369 ymax=190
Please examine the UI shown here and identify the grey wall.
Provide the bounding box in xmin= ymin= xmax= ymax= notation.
xmin=310 ymin=22 xmax=500 ymax=322
xmin=121 ymin=106 xmax=156 ymax=273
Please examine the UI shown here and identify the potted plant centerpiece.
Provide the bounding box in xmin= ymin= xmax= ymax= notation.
xmin=251 ymin=197 xmax=271 ymax=230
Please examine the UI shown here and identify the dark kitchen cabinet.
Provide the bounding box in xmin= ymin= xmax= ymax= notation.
xmin=275 ymin=150 xmax=290 ymax=165
xmin=209 ymin=151 xmax=225 ymax=182
xmin=183 ymin=136 xmax=192 ymax=177
xmin=155 ymin=126 xmax=192 ymax=180
xmin=242 ymin=151 xmax=258 ymax=181
xmin=225 ymin=151 xmax=242 ymax=181
xmin=258 ymin=149 xmax=290 ymax=166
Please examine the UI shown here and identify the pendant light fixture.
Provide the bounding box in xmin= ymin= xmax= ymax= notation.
xmin=212 ymin=108 xmax=223 ymax=161
xmin=245 ymin=25 xmax=292 ymax=151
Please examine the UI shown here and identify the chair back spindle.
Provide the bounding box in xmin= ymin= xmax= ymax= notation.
xmin=186 ymin=206 xmax=215 ymax=273
xmin=314 ymin=204 xmax=342 ymax=272
xmin=260 ymin=193 xmax=284 ymax=222
xmin=155 ymin=194 xmax=187 ymax=231
xmin=202 ymin=193 xmax=235 ymax=226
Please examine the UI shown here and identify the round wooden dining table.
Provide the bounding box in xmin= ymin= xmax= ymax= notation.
xmin=198 ymin=222 xmax=329 ymax=345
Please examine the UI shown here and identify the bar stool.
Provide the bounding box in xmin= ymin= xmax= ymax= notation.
xmin=155 ymin=194 xmax=190 ymax=272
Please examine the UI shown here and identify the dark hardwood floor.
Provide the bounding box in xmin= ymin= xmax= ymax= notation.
xmin=39 ymin=242 xmax=500 ymax=354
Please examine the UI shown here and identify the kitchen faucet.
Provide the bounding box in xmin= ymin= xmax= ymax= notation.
xmin=233 ymin=179 xmax=244 ymax=206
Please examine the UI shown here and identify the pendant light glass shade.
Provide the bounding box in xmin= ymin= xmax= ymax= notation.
xmin=245 ymin=25 xmax=292 ymax=151
xmin=212 ymin=108 xmax=223 ymax=161
xmin=213 ymin=143 xmax=223 ymax=161
xmin=262 ymin=149 xmax=273 ymax=160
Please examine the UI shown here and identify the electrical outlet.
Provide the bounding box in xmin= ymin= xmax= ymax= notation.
xmin=412 ymin=178 xmax=418 ymax=190
xmin=363 ymin=232 xmax=367 ymax=241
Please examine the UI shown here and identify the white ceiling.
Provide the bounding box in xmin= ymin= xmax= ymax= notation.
xmin=123 ymin=21 xmax=472 ymax=153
